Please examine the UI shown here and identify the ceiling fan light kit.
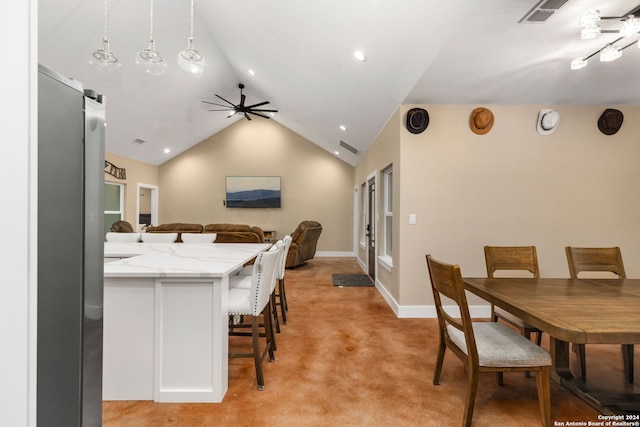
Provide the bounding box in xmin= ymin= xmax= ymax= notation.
xmin=202 ymin=84 xmax=278 ymax=121
xmin=571 ymin=4 xmax=640 ymax=70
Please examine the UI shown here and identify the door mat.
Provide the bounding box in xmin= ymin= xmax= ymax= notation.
xmin=332 ymin=274 xmax=374 ymax=287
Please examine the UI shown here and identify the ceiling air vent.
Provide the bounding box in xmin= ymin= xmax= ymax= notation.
xmin=519 ymin=0 xmax=570 ymax=23
xmin=131 ymin=138 xmax=146 ymax=145
xmin=339 ymin=140 xmax=360 ymax=155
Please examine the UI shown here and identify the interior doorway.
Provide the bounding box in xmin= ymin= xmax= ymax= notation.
xmin=366 ymin=177 xmax=375 ymax=281
xmin=136 ymin=183 xmax=158 ymax=230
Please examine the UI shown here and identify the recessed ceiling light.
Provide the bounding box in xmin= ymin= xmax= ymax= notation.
xmin=164 ymin=148 xmax=171 ymax=154
xmin=339 ymin=125 xmax=347 ymax=131
xmin=248 ymin=69 xmax=256 ymax=76
xmin=353 ymin=50 xmax=367 ymax=62
xmin=334 ymin=151 xmax=340 ymax=156
xmin=270 ymin=112 xmax=275 ymax=117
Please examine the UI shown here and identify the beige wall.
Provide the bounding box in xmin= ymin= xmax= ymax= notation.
xmin=105 ymin=152 xmax=159 ymax=229
xmin=358 ymin=104 xmax=640 ymax=314
xmin=158 ymin=118 xmax=354 ymax=252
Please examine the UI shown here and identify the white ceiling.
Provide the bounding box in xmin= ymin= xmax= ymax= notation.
xmin=38 ymin=0 xmax=640 ymax=167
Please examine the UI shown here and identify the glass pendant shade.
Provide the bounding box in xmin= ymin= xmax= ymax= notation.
xmin=136 ymin=39 xmax=168 ymax=75
xmin=89 ymin=0 xmax=121 ymax=74
xmin=137 ymin=0 xmax=167 ymax=75
xmin=90 ymin=38 xmax=122 ymax=74
xmin=600 ymin=44 xmax=622 ymax=62
xmin=570 ymin=57 xmax=588 ymax=70
xmin=579 ymin=10 xmax=601 ymax=27
xmin=581 ymin=24 xmax=601 ymax=40
xmin=178 ymin=0 xmax=206 ymax=75
xmin=620 ymin=15 xmax=640 ymax=37
xmin=178 ymin=37 xmax=207 ymax=74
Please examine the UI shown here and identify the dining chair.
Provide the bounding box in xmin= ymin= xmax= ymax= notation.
xmin=484 ymin=245 xmax=544 ymax=384
xmin=484 ymin=246 xmax=543 ymax=344
xmin=565 ymin=246 xmax=633 ymax=383
xmin=231 ymin=241 xmax=284 ymax=347
xmin=139 ymin=232 xmax=178 ymax=243
xmin=426 ymin=254 xmax=552 ymax=427
xmin=228 ymin=244 xmax=280 ymax=390
xmin=275 ymin=235 xmax=293 ymax=325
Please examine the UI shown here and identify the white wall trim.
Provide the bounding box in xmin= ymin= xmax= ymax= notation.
xmin=375 ymin=280 xmax=491 ymax=319
xmin=315 ymin=251 xmax=355 ymax=258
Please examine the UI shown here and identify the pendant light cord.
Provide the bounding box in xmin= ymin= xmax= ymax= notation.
xmin=103 ymin=0 xmax=109 ymax=41
xmin=149 ymin=0 xmax=155 ymax=42
xmin=190 ymin=0 xmax=195 ymax=40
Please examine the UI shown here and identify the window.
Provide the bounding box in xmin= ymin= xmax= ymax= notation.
xmin=380 ymin=166 xmax=393 ymax=270
xmin=104 ymin=182 xmax=124 ymax=235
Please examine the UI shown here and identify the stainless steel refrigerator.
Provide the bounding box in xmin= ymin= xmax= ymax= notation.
xmin=37 ymin=64 xmax=105 ymax=427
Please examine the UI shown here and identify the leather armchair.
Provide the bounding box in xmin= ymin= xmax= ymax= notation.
xmin=286 ymin=221 xmax=322 ymax=268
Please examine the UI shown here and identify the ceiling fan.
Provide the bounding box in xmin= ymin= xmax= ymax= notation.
xmin=202 ymin=83 xmax=277 ymax=120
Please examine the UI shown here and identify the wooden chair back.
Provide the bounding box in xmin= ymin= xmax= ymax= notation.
xmin=484 ymin=246 xmax=540 ymax=278
xmin=426 ymin=255 xmax=477 ymax=368
xmin=565 ymin=246 xmax=626 ymax=279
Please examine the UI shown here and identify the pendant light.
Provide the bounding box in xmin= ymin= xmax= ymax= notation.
xmin=89 ymin=0 xmax=122 ymax=74
xmin=135 ymin=0 xmax=167 ymax=75
xmin=177 ymin=0 xmax=207 ymax=75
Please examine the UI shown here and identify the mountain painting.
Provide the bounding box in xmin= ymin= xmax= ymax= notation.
xmin=226 ymin=176 xmax=281 ymax=208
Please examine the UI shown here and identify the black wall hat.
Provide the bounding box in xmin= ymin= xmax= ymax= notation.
xmin=598 ymin=108 xmax=623 ymax=135
xmin=406 ymin=108 xmax=429 ymax=134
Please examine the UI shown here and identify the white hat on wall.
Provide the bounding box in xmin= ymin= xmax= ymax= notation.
xmin=536 ymin=109 xmax=560 ymax=135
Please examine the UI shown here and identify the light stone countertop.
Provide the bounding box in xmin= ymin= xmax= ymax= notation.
xmin=103 ymin=242 xmax=271 ymax=278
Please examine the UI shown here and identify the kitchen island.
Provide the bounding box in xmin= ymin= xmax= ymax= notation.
xmin=103 ymin=242 xmax=271 ymax=403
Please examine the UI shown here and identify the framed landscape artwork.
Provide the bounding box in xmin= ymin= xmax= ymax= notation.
xmin=225 ymin=176 xmax=281 ymax=208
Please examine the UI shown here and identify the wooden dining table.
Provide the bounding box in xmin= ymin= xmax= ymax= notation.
xmin=462 ymin=277 xmax=640 ymax=415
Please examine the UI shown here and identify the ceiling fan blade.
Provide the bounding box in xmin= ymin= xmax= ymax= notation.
xmin=244 ymin=112 xmax=252 ymax=121
xmin=244 ymin=101 xmax=270 ymax=109
xmin=215 ymin=94 xmax=237 ymax=108
xmin=250 ymin=108 xmax=278 ymax=113
xmin=248 ymin=111 xmax=271 ymax=119
xmin=202 ymin=100 xmax=234 ymax=108
xmin=208 ymin=108 xmax=235 ymax=111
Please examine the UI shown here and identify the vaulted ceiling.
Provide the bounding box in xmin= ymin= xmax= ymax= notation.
xmin=39 ymin=0 xmax=640 ymax=167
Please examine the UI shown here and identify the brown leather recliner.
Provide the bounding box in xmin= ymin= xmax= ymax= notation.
xmin=286 ymin=221 xmax=322 ymax=268
xmin=110 ymin=220 xmax=135 ymax=233
xmin=203 ymin=223 xmax=265 ymax=243
xmin=146 ymin=223 xmax=204 ymax=243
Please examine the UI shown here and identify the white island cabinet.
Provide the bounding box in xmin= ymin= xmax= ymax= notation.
xmin=102 ymin=242 xmax=270 ymax=403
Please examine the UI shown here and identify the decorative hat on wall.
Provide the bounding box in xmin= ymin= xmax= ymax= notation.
xmin=469 ymin=107 xmax=494 ymax=135
xmin=406 ymin=108 xmax=429 ymax=134
xmin=536 ymin=109 xmax=560 ymax=135
xmin=598 ymin=108 xmax=623 ymax=135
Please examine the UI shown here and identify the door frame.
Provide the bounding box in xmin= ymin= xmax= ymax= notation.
xmin=364 ymin=171 xmax=378 ymax=283
xmin=136 ymin=183 xmax=158 ymax=229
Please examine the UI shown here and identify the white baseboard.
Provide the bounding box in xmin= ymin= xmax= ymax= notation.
xmin=315 ymin=251 xmax=355 ymax=257
xmin=374 ymin=278 xmax=490 ymax=319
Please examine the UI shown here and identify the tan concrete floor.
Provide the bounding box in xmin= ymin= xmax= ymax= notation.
xmin=103 ymin=257 xmax=638 ymax=426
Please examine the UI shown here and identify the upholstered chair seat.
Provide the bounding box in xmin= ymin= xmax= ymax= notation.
xmin=105 ymin=232 xmax=141 ymax=242
xmin=140 ymin=232 xmax=178 ymax=243
xmin=447 ymin=323 xmax=552 ymax=367
xmin=181 ymin=233 xmax=216 ymax=243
